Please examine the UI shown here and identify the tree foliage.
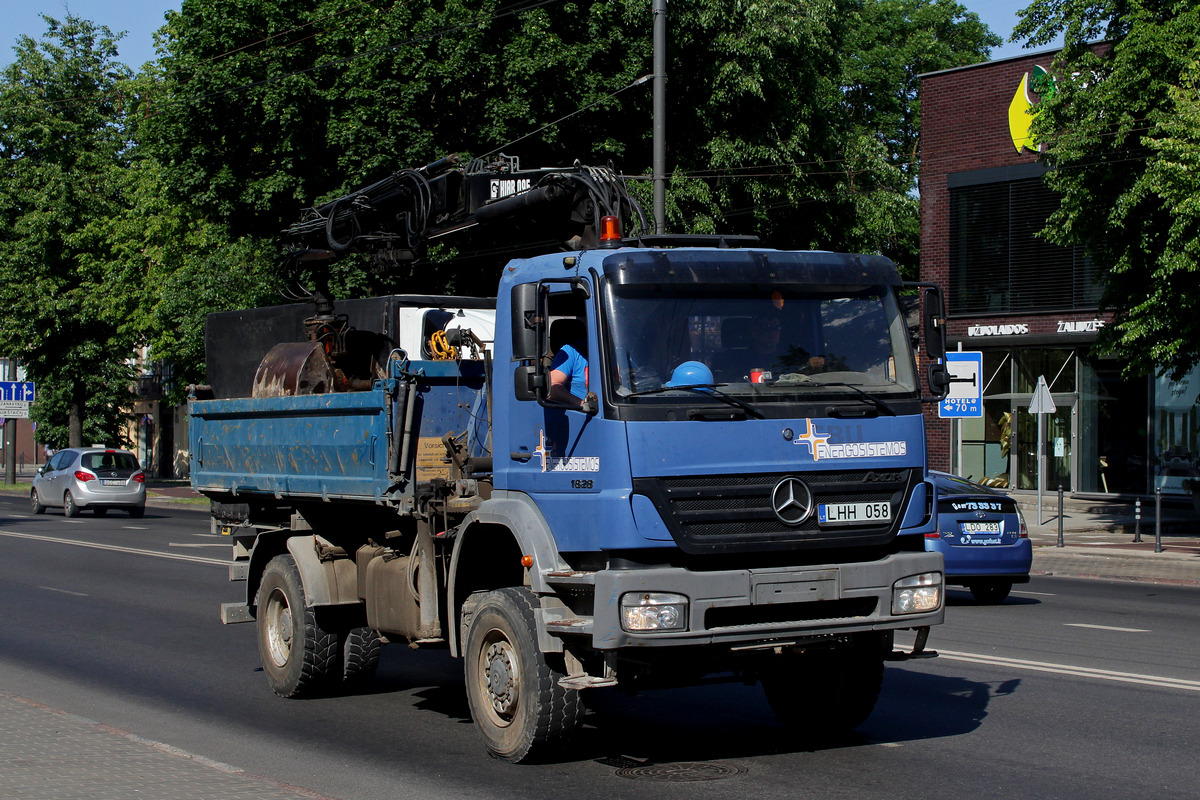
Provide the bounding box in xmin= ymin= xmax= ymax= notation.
xmin=0 ymin=16 xmax=138 ymax=447
xmin=1015 ymin=1 xmax=1200 ymax=378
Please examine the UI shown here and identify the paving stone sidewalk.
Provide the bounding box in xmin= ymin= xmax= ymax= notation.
xmin=0 ymin=692 xmax=335 ymax=800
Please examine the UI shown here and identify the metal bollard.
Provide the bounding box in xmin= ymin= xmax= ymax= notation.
xmin=1155 ymin=487 xmax=1163 ymax=554
xmin=1134 ymin=498 xmax=1142 ymax=543
xmin=1056 ymin=485 xmax=1064 ymax=548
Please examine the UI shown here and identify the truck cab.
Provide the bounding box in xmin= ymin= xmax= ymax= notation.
xmin=476 ymin=246 xmax=942 ymax=650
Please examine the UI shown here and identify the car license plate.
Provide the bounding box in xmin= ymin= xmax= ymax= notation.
xmin=817 ymin=502 xmax=891 ymax=525
xmin=101 ymin=479 xmax=124 ymax=486
xmin=961 ymin=521 xmax=1001 ymax=534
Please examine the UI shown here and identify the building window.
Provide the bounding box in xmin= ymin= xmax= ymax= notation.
xmin=949 ymin=177 xmax=1100 ymax=314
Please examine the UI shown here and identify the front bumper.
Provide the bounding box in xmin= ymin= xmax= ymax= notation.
xmin=586 ymin=551 xmax=944 ymax=649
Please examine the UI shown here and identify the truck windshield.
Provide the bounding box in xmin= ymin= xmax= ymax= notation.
xmin=603 ymin=283 xmax=917 ymax=405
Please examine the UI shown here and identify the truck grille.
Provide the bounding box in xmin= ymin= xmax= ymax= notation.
xmin=633 ymin=468 xmax=918 ymax=554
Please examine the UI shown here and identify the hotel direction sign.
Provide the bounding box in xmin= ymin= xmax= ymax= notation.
xmin=939 ymin=352 xmax=984 ymax=419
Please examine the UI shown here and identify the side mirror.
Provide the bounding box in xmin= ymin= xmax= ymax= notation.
xmin=510 ymin=283 xmax=542 ymax=362
xmin=927 ymin=363 xmax=951 ymax=398
xmin=922 ymin=286 xmax=946 ymax=363
xmin=904 ymin=282 xmax=950 ymax=402
xmin=513 ymin=364 xmax=544 ymax=401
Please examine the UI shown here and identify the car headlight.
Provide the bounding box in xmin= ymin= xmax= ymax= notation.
xmin=620 ymin=592 xmax=688 ymax=632
xmin=892 ymin=572 xmax=942 ymax=615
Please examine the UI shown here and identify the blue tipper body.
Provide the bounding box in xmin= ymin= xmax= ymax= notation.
xmin=190 ymin=359 xmax=487 ymax=503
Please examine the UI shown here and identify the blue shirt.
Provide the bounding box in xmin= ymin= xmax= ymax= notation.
xmin=550 ymin=343 xmax=588 ymax=399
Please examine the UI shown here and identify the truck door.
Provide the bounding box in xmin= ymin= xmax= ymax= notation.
xmin=503 ymin=284 xmax=636 ymax=553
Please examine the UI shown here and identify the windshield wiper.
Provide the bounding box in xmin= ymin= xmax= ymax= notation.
xmin=793 ymin=381 xmax=897 ymax=416
xmin=625 ymin=383 xmax=766 ymax=419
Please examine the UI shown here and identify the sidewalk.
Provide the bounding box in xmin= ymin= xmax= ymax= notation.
xmin=1017 ymin=493 xmax=1200 ymax=587
xmin=0 ymin=692 xmax=336 ymax=800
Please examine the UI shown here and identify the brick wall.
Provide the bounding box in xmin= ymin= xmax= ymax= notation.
xmin=919 ymin=51 xmax=1067 ymax=473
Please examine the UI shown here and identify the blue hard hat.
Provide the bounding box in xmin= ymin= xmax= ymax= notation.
xmin=665 ymin=361 xmax=714 ymax=387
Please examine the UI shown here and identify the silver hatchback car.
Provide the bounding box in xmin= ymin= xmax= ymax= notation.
xmin=32 ymin=448 xmax=147 ymax=518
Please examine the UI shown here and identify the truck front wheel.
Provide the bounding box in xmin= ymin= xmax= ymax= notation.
xmin=761 ymin=644 xmax=885 ymax=737
xmin=257 ymin=554 xmax=339 ymax=697
xmin=463 ymin=588 xmax=583 ymax=762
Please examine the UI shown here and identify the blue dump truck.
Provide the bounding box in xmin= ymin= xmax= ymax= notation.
xmin=190 ymin=155 xmax=951 ymax=761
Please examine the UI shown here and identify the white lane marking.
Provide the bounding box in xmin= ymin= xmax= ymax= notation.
xmin=1012 ymin=590 xmax=1056 ymax=596
xmin=0 ymin=530 xmax=226 ymax=566
xmin=38 ymin=586 xmax=89 ymax=597
xmin=936 ymin=649 xmax=1200 ymax=692
xmin=168 ymin=542 xmax=228 ymax=549
xmin=1065 ymin=623 xmax=1151 ymax=633
xmin=123 ymin=526 xmax=150 ymax=530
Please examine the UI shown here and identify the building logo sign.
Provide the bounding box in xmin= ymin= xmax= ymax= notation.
xmin=967 ymin=323 xmax=1028 ymax=337
xmin=964 ymin=320 xmax=1105 ymax=337
xmin=1008 ymin=64 xmax=1056 ymax=153
xmin=1057 ymin=319 xmax=1105 ymax=333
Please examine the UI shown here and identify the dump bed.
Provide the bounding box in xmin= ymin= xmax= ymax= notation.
xmin=190 ymin=390 xmax=392 ymax=501
xmin=190 ymin=361 xmax=489 ymax=504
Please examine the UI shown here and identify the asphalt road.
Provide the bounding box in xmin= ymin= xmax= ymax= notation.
xmin=1 ymin=496 xmax=1198 ymax=800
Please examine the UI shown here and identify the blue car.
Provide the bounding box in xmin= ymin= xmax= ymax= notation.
xmin=926 ymin=471 xmax=1032 ymax=603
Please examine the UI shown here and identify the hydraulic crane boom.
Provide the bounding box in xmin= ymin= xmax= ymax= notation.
xmin=281 ymin=153 xmax=648 ymax=267
xmin=257 ymin=153 xmax=647 ymax=397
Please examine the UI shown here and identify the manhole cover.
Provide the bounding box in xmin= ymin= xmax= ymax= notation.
xmin=614 ymin=762 xmax=748 ymax=782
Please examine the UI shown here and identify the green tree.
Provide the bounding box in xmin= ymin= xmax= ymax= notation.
xmin=88 ymin=150 xmax=280 ymax=404
xmin=840 ymin=0 xmax=999 ymax=270
xmin=1015 ymin=1 xmax=1200 ymax=378
xmin=0 ymin=16 xmax=139 ymax=447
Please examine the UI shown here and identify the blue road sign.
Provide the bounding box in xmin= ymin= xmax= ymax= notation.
xmin=0 ymin=381 xmax=35 ymax=402
xmin=938 ymin=352 xmax=983 ymax=419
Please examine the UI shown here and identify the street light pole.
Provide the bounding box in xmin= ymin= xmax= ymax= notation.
xmin=1 ymin=359 xmax=14 ymax=485
xmin=652 ymin=0 xmax=667 ymax=234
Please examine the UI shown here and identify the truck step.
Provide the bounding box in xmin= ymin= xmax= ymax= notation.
xmin=558 ymin=674 xmax=618 ymax=690
xmin=542 ymin=570 xmax=597 ymax=586
xmin=543 ymin=617 xmax=594 ymax=635
xmin=220 ymin=602 xmax=254 ymax=625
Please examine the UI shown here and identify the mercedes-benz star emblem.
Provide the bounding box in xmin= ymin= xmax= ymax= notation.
xmin=771 ymin=477 xmax=813 ymax=526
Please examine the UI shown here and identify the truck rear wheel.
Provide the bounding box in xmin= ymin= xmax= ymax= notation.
xmin=762 ymin=644 xmax=885 ymax=737
xmin=463 ymin=588 xmax=583 ymax=762
xmin=257 ymin=554 xmax=339 ymax=697
xmin=340 ymin=626 xmax=382 ymax=689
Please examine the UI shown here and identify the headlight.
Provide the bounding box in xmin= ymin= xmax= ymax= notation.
xmin=620 ymin=592 xmax=688 ymax=632
xmin=892 ymin=572 xmax=942 ymax=615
